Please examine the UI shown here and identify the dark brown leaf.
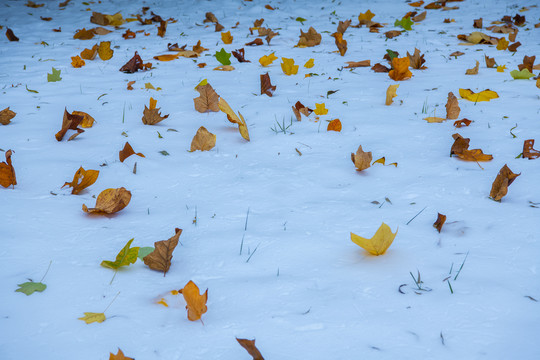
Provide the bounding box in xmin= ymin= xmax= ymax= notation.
xmin=119 ymin=142 xmax=145 ymax=162
xmin=6 ymin=28 xmax=19 ymax=41
xmin=232 ymin=48 xmax=250 ymax=63
xmin=371 ymin=63 xmax=390 ymax=73
xmin=473 ymin=18 xmax=482 ymax=28
xmin=433 ymin=213 xmax=446 ymax=233
xmin=508 ymin=42 xmax=521 ymax=52
xmin=260 ymin=73 xmax=276 ymax=97
xmin=484 ymin=55 xmax=496 ymax=68
xmin=143 ymin=228 xmax=182 ymax=275
xmin=245 ymin=38 xmax=263 ymax=46
xmin=120 ymin=52 xmax=151 ymax=73
xmin=518 ymin=55 xmax=535 ymax=72
xmin=453 ymin=119 xmax=472 ymax=128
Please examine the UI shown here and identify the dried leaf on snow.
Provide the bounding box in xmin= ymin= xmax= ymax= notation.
xmin=143 ymin=228 xmax=182 ymax=275
xmin=489 ymin=164 xmax=520 ymax=201
xmin=236 ymin=338 xmax=265 ymax=360
xmin=385 ymin=84 xmax=399 ymax=105
xmin=433 ymin=213 xmax=446 ymax=233
xmin=297 ymin=27 xmax=321 ymax=47
xmin=523 ymin=139 xmax=540 ymax=159
xmin=193 ymin=83 xmax=220 ymax=113
xmin=55 ymin=108 xmax=84 ymax=141
xmin=190 ymin=126 xmax=216 ymax=152
xmin=82 ymin=187 xmax=132 ymax=214
xmin=119 ymin=142 xmax=145 ymax=162
xmin=0 ymin=150 xmax=17 ymax=188
xmin=260 ymin=73 xmax=276 ymax=96
xmin=180 ymin=280 xmax=208 ymax=321
xmin=351 ymin=222 xmax=397 ymax=256
xmin=351 ymin=145 xmax=372 ymax=171
xmin=445 ymin=92 xmax=460 ymax=119
xmin=142 ymin=97 xmax=169 ymax=125
xmin=62 ymin=167 xmax=99 ymax=194
xmin=0 ymin=107 xmax=16 ymax=125
xmin=218 ymin=98 xmax=250 ymax=141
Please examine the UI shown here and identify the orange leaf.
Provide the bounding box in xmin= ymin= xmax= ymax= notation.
xmin=351 ymin=145 xmax=372 ymax=171
xmin=236 ymin=338 xmax=265 ymax=360
xmin=332 ymin=32 xmax=347 ymax=56
xmin=73 ymin=28 xmax=94 ymax=40
xmin=109 ymin=348 xmax=134 ymax=360
xmin=327 ymin=119 xmax=342 ymax=132
xmin=82 ymin=187 xmax=132 ymax=214
xmin=221 ymin=31 xmax=233 ymax=44
xmin=127 ymin=81 xmax=135 ymax=90
xmin=55 ymin=108 xmax=84 ymax=141
xmin=489 ymin=164 xmax=520 ymax=201
xmin=388 ymin=57 xmax=412 ymax=81
xmin=264 ymin=4 xmax=274 ymax=10
xmin=62 ymin=167 xmax=99 ymax=194
xmin=260 ymin=73 xmax=276 ymax=97
xmin=181 ymin=280 xmax=208 ymax=321
xmin=71 ymin=55 xmax=85 ymax=68
xmin=433 ymin=213 xmax=446 ymax=233
xmin=142 ymin=98 xmax=168 ymax=125
xmin=97 ymin=41 xmax=113 ymax=61
xmin=119 ymin=142 xmax=145 ymax=162
xmin=72 ymin=111 xmax=95 ymax=128
xmin=0 ymin=150 xmax=17 ymax=188
xmin=143 ymin=228 xmax=182 ymax=275
xmin=218 ymin=98 xmax=250 ymax=141
xmin=0 ymin=107 xmax=16 ymax=125
xmin=344 ymin=60 xmax=370 ymax=68
xmin=80 ymin=44 xmax=98 ymax=60
xmin=453 ymin=119 xmax=472 ymax=128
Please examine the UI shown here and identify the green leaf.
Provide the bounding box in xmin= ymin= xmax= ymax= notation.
xmin=295 ymin=17 xmax=306 ymax=24
xmin=138 ymin=246 xmax=155 ymax=260
xmin=159 ymin=150 xmax=170 ymax=156
xmin=386 ymin=49 xmax=398 ymax=61
xmin=47 ymin=67 xmax=62 ymax=82
xmin=26 ymin=85 xmax=38 ymax=93
xmin=100 ymin=239 xmax=139 ymax=270
xmin=215 ymin=48 xmax=231 ymax=66
xmin=15 ymin=281 xmax=46 ymax=295
xmin=394 ymin=17 xmax=413 ymax=31
xmin=510 ymin=68 xmax=534 ymax=80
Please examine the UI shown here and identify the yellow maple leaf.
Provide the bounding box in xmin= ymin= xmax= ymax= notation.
xmin=304 ymin=58 xmax=314 ymax=68
xmin=314 ymin=103 xmax=328 ymax=115
xmin=259 ymin=52 xmax=278 ymax=67
xmin=496 ymin=65 xmax=506 ymax=72
xmin=496 ymin=37 xmax=508 ymax=50
xmin=78 ymin=312 xmax=106 ymax=324
xmin=385 ymin=84 xmax=399 ymax=105
xmin=358 ymin=9 xmax=375 ymax=22
xmin=281 ymin=57 xmax=299 ymax=75
xmin=221 ymin=31 xmax=233 ymax=44
xmin=350 ymin=223 xmax=397 ymax=256
xmin=459 ymin=88 xmax=499 ymax=102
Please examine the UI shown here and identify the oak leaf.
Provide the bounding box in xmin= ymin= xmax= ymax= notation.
xmin=489 ymin=164 xmax=520 ymax=201
xmin=260 ymin=73 xmax=276 ymax=97
xmin=143 ymin=228 xmax=182 ymax=275
xmin=81 ymin=45 xmax=98 ymax=60
xmin=351 ymin=223 xmax=397 ymax=256
xmin=109 ymin=349 xmax=134 ymax=360
xmin=358 ymin=10 xmax=375 ymax=24
xmin=523 ymin=139 xmax=540 ymax=159
xmin=281 ymin=58 xmax=299 ymax=75
xmin=445 ymin=92 xmax=460 ymax=119
xmin=190 ymin=126 xmax=216 ymax=152
xmin=385 ymin=84 xmax=399 ymax=105
xmin=218 ymin=98 xmax=250 ymax=141
xmin=0 ymin=150 xmax=17 ymax=188
xmin=78 ymin=312 xmax=106 ymax=324
xmin=71 ymin=55 xmax=85 ymax=68
xmin=327 ymin=119 xmax=342 ymax=132
xmin=236 ymin=338 xmax=265 ymax=360
xmin=433 ymin=213 xmax=446 ymax=233
xmin=55 ymin=108 xmax=84 ymax=141
xmin=221 ymin=31 xmax=233 ymax=44
xmin=351 ymin=145 xmax=372 ymax=171
xmin=193 ymin=83 xmax=220 ymax=113
xmin=345 ymin=60 xmax=370 ymax=68
xmin=0 ymin=107 xmax=16 ymax=125
xmin=332 ymin=32 xmax=347 ymax=56
xmin=291 ymin=101 xmax=312 ymax=121
xmin=62 ymin=167 xmax=99 ymax=194
xmin=180 ymin=280 xmax=208 ymax=321
xmin=459 ymin=89 xmax=499 ymax=102
xmin=407 ymin=48 xmax=426 ymax=69
xmin=496 ymin=37 xmax=508 ymax=50
xmin=388 ymin=57 xmax=412 ymax=81
xmin=101 ymin=238 xmax=139 ymax=270
xmin=142 ymin=97 xmax=169 ymax=125
xmin=259 ymin=52 xmax=277 ymax=67
xmin=82 ymin=187 xmax=132 ymax=214
xmin=119 ymin=142 xmax=145 ymax=162
xmin=465 ymin=60 xmax=479 ymax=75
xmin=297 ymin=27 xmax=321 ymax=47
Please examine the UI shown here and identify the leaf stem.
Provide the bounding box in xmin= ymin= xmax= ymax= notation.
xmin=103 ymin=291 xmax=121 ymax=313
xmin=40 ymin=261 xmax=53 ymax=282
xmin=110 ymin=270 xmax=117 ymax=285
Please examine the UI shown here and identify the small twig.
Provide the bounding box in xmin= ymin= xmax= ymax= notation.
xmin=245 ymin=243 xmax=260 ymax=263
xmin=406 ymin=206 xmax=427 ymax=225
xmin=103 ymin=291 xmax=120 ymax=313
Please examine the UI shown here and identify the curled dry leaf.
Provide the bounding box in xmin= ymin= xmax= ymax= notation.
xmin=143 ymin=228 xmax=182 ymax=275
xmin=518 ymin=55 xmax=535 ymax=72
xmin=72 ymin=111 xmax=95 ymax=128
xmin=127 ymin=81 xmax=135 ymax=90
xmin=465 ymin=60 xmax=479 ymax=75
xmin=523 ymin=139 xmax=540 ymax=159
xmin=292 ymin=101 xmax=312 ymax=121
xmin=449 ymin=51 xmax=464 ymax=57
xmin=193 ymin=83 xmax=220 ymax=113
xmin=351 ymin=222 xmax=397 ymax=256
xmin=6 ymin=28 xmax=19 ymax=41
xmin=433 ymin=213 xmax=446 ymax=233
xmin=297 ymin=27 xmax=321 ymax=47
xmin=218 ymin=98 xmax=250 ymax=141
xmin=331 ymin=32 xmax=347 ymax=56
xmin=236 ymin=338 xmax=265 ymax=360
xmin=81 ymin=44 xmax=98 ymax=60
xmin=157 ymin=20 xmax=167 ymax=37
xmin=55 ymin=108 xmax=85 ymax=141
xmin=454 ymin=119 xmax=472 ymax=128
xmin=62 ymin=167 xmax=99 ymax=194
xmin=485 ymin=55 xmax=496 ymax=68
xmin=82 ymin=187 xmax=132 ymax=214
xmin=327 ymin=119 xmax=342 ymax=132
xmin=385 ymin=84 xmax=399 ymax=105
xmin=388 ymin=57 xmax=412 ymax=81
xmin=489 ymin=164 xmax=520 ymax=201
xmin=119 ymin=52 xmax=151 ymax=73
xmin=142 ymin=97 xmax=169 ymax=125
xmin=180 ymin=280 xmax=208 ymax=321
xmin=407 ymin=48 xmax=426 ymax=70
xmin=190 ymin=126 xmax=216 ymax=152
xmin=412 ymin=11 xmax=426 ymax=22
xmin=246 ymin=38 xmax=264 ymax=46
xmin=119 ymin=142 xmax=145 ymax=162
xmin=0 ymin=150 xmax=17 ymax=188
xmin=203 ymin=12 xmax=218 ymax=23
xmin=260 ymin=73 xmax=276 ymax=97
xmin=445 ymin=92 xmax=460 ymax=119
xmin=345 ymin=60 xmax=370 ymax=68
xmin=450 ymin=133 xmax=493 ymax=162
xmin=0 ymin=107 xmax=16 ymax=125
xmin=232 ymin=48 xmax=250 ymax=63
xmin=473 ymin=18 xmax=483 ymax=28
xmin=337 ymin=19 xmax=351 ymax=34
xmin=351 ymin=145 xmax=372 ymax=171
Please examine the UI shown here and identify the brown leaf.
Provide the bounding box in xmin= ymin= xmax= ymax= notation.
xmin=465 ymin=60 xmax=479 ymax=75
xmin=73 ymin=28 xmax=95 ymax=40
xmin=450 ymin=133 xmax=470 ymax=156
xmin=157 ymin=20 xmax=167 ymax=37
xmin=449 ymin=51 xmax=464 ymax=57
xmin=236 ymin=338 xmax=265 ymax=360
xmin=433 ymin=213 xmax=446 ymax=233
xmin=484 ymin=55 xmax=496 ymax=68
xmin=122 ymin=29 xmax=136 ymax=39
xmin=453 ymin=119 xmax=472 ymax=128
xmin=385 ymin=30 xmax=402 ymax=39
xmin=509 ymin=29 xmax=518 ymax=42
xmin=518 ymin=55 xmax=535 ymax=72
xmin=351 ymin=145 xmax=372 ymax=171
xmin=62 ymin=167 xmax=99 ymax=195
xmin=0 ymin=107 xmax=16 ymax=125
xmin=81 ymin=44 xmax=98 ymax=60
xmin=82 ymin=187 xmax=132 ymax=214
xmin=92 ymin=27 xmax=112 ymax=35
xmin=327 ymin=119 xmax=342 ymax=132
xmin=0 ymin=150 xmax=17 ymax=188
xmin=40 ymin=16 xmax=52 ymax=21
xmin=412 ymin=11 xmax=427 ymax=22
xmin=119 ymin=142 xmax=145 ymax=162
xmin=127 ymin=81 xmax=135 ymax=90
xmin=6 ymin=28 xmax=19 ymax=41
xmin=180 ymin=281 xmax=208 ymax=321
xmin=523 ymin=139 xmax=540 ymax=159
xmin=55 ymin=108 xmax=84 ymax=141
xmin=142 ymin=98 xmax=169 ymax=125
xmin=489 ymin=164 xmax=520 ymax=201
xmin=291 ymin=101 xmax=312 ymax=121
xmin=260 ymin=73 xmax=276 ymax=97
xmin=297 ymin=27 xmax=321 ymax=47
xmin=254 ymin=18 xmax=264 ymax=27
xmin=215 ymin=23 xmax=225 ymax=32
xmin=371 ymin=63 xmax=390 ymax=73
xmin=473 ymin=18 xmax=483 ymax=28
xmin=232 ymin=48 xmax=250 ymax=63
xmin=508 ymin=42 xmax=521 ymax=52
xmin=407 ymin=48 xmax=427 ymax=70
xmin=513 ymin=14 xmax=525 ymax=26
xmin=190 ymin=126 xmax=216 ymax=152
xmin=345 ymin=60 xmax=371 ymax=68
xmin=245 ymin=38 xmax=263 ymax=46
xmin=193 ymin=84 xmax=220 ymax=113
xmin=192 ymin=40 xmax=208 ymax=54
xmin=450 ymin=133 xmax=493 ymax=162
xmin=203 ymin=12 xmax=218 ymax=23
xmin=90 ymin=12 xmax=107 ymax=26
xmin=337 ymin=19 xmax=351 ymax=34
xmin=332 ymin=32 xmax=347 ymax=56
xmin=143 ymin=228 xmax=182 ymax=275
xmin=445 ymin=92 xmax=460 ymax=119
xmin=120 ymin=52 xmax=151 ymax=73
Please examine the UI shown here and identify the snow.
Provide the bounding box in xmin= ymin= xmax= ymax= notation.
xmin=1 ymin=0 xmax=539 ymax=359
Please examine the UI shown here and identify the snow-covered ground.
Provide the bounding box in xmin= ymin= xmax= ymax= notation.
xmin=1 ymin=0 xmax=539 ymax=359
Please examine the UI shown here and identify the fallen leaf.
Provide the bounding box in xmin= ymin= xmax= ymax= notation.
xmin=459 ymin=88 xmax=499 ymax=102
xmin=62 ymin=167 xmax=99 ymax=194
xmin=281 ymin=57 xmax=299 ymax=75
xmin=337 ymin=19 xmax=351 ymax=34
xmin=0 ymin=107 xmax=16 ymax=125
xmin=259 ymin=52 xmax=277 ymax=66
xmin=55 ymin=108 xmax=84 ymax=141
xmin=203 ymin=12 xmax=218 ymax=23
xmin=119 ymin=52 xmax=151 ymax=73
xmin=412 ymin=11 xmax=427 ymax=22
xmin=71 ymin=55 xmax=85 ymax=68
xmin=153 ymin=54 xmax=179 ymax=61
xmin=297 ymin=27 xmax=321 ymax=47
xmin=465 ymin=60 xmax=479 ymax=75
xmin=385 ymin=84 xmax=399 ymax=105
xmin=510 ymin=68 xmax=534 ymax=79
xmin=91 ymin=11 xmax=125 ymax=26
xmin=143 ymin=228 xmax=182 ymax=275
xmin=142 ymin=97 xmax=169 ymax=125
xmin=497 ymin=65 xmax=506 ymax=72
xmin=433 ymin=213 xmax=446 ymax=233
xmin=385 ymin=30 xmax=402 ymax=39
xmin=508 ymin=41 xmax=521 ymax=52
xmin=518 ymin=55 xmax=535 ymax=72
xmin=98 ymin=41 xmax=113 ymax=60
xmin=221 ymin=31 xmax=233 ymax=44
xmin=109 ymin=349 xmax=134 ymax=360
xmin=215 ymin=23 xmax=225 ymax=32
xmin=193 ymin=40 xmax=209 ymax=54
xmin=327 ymin=119 xmax=342 ymax=132
xmin=92 ymin=27 xmax=112 ymax=35
xmin=445 ymin=92 xmax=460 ymax=119
xmin=389 ymin=57 xmax=412 ymax=81
xmin=81 ymin=45 xmax=98 ymax=60
xmin=0 ymin=150 xmax=17 ymax=188
xmin=122 ymin=29 xmax=136 ymax=39
xmin=47 ymin=67 xmax=62 ymax=82
xmin=394 ymin=16 xmax=414 ymax=31
xmin=449 ymin=51 xmax=464 ymax=57
xmin=25 ymin=1 xmax=44 ymax=8
xmin=351 ymin=145 xmax=372 ymax=171
xmin=407 ymin=48 xmax=426 ymax=69
xmin=82 ymin=187 xmax=132 ymax=214
xmin=444 ymin=18 xmax=455 ymax=23
xmin=265 ymin=4 xmax=274 ymax=10
xmin=260 ymin=73 xmax=276 ymax=97
xmin=490 ymin=164 xmax=520 ymax=201
xmin=157 ymin=20 xmax=167 ymax=37
xmin=372 ymin=157 xmax=397 ymax=167
xmin=345 ymin=60 xmax=371 ymax=68
xmin=304 ymin=58 xmax=315 ymax=68
xmin=523 ymin=139 xmax=540 ymax=159
xmin=6 ymin=28 xmax=19 ymax=41
xmin=190 ymin=126 xmax=216 ymax=152
xmin=450 ymin=133 xmax=493 ymax=162
xmin=454 ymin=119 xmax=472 ymax=128
xmin=236 ymin=338 xmax=265 ymax=360
xmin=78 ymin=312 xmax=106 ymax=324
xmin=423 ymin=116 xmax=446 ymax=123
xmin=292 ymin=101 xmax=312 ymax=121
xmin=181 ymin=280 xmax=208 ymax=321
xmin=496 ymin=37 xmax=509 ymax=50
xmin=232 ymin=48 xmax=250 ymax=63
xmin=473 ymin=18 xmax=483 ymax=28
xmin=15 ymin=281 xmax=46 ymax=296
xmin=193 ymin=83 xmax=220 ymax=113
xmin=358 ymin=10 xmax=375 ymax=24
xmin=485 ymin=55 xmax=496 ymax=68
xmin=73 ymin=28 xmax=95 ymax=40
xmin=119 ymin=142 xmax=145 ymax=162
xmin=409 ymin=1 xmax=424 ymax=6
xmin=215 ymin=48 xmax=232 ymax=65
xmin=101 ymin=238 xmax=139 ymax=270
xmin=332 ymin=32 xmax=347 ymax=56
xmin=351 ymin=223 xmax=397 ymax=255
xmin=218 ymin=98 xmax=250 ymax=141
xmin=314 ymin=103 xmax=328 ymax=115
xmin=246 ymin=38 xmax=264 ymax=46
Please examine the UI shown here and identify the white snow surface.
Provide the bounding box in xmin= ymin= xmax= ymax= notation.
xmin=1 ymin=0 xmax=539 ymax=359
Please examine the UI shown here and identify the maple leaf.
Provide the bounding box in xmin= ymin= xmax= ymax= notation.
xmin=193 ymin=40 xmax=209 ymax=54
xmin=433 ymin=213 xmax=446 ymax=233
xmin=78 ymin=312 xmax=106 ymax=324
xmin=445 ymin=92 xmax=460 ymax=119
xmin=82 ymin=187 xmax=132 ymax=214
xmin=327 ymin=119 xmax=342 ymax=132
xmin=119 ymin=142 xmax=145 ymax=162
xmin=71 ymin=55 xmax=85 ymax=68
xmin=407 ymin=48 xmax=426 ymax=69
xmin=485 ymin=55 xmax=496 ymax=68
xmin=215 ymin=48 xmax=232 ymax=65
xmin=297 ymin=27 xmax=321 ymax=47
xmin=98 ymin=41 xmax=114 ymax=60
xmin=496 ymin=37 xmax=509 ymax=50
xmin=62 ymin=167 xmax=99 ymax=195
xmin=331 ymin=32 xmax=347 ymax=56
xmin=142 ymin=97 xmax=169 ymax=125
xmin=81 ymin=44 xmax=98 ymax=60
xmin=236 ymin=338 xmax=265 ymax=360
xmin=459 ymin=89 xmax=499 ymax=102
xmin=351 ymin=223 xmax=397 ymax=256
xmin=218 ymin=98 xmax=250 ymax=141
xmin=345 ymin=60 xmax=371 ymax=68
xmin=510 ymin=69 xmax=534 ymax=79
xmin=0 ymin=150 xmax=16 ymax=188
xmin=281 ymin=58 xmax=299 ymax=75
xmin=260 ymin=73 xmax=276 ymax=97
xmin=120 ymin=52 xmax=151 ymax=73
xmin=221 ymin=31 xmax=233 ymax=44
xmin=497 ymin=65 xmax=506 ymax=72
xmin=358 ymin=10 xmax=375 ymax=24
xmin=101 ymin=238 xmax=140 ymax=271
xmin=0 ymin=107 xmax=16 ymax=125
xmin=351 ymin=145 xmax=372 ymax=171
xmin=465 ymin=60 xmax=479 ymax=75
xmin=55 ymin=108 xmax=84 ymax=141
xmin=394 ymin=17 xmax=414 ymax=31
xmin=388 ymin=57 xmax=412 ymax=81
xmin=523 ymin=139 xmax=540 ymax=159
xmin=109 ymin=349 xmax=134 ymax=360
xmin=314 ymin=103 xmax=328 ymax=115
xmin=180 ymin=280 xmax=208 ymax=321
xmin=190 ymin=126 xmax=216 ymax=152
xmin=143 ymin=228 xmax=182 ymax=275
xmin=47 ymin=67 xmax=62 ymax=82
xmin=385 ymin=84 xmax=399 ymax=105
xmin=259 ymin=53 xmax=277 ymax=67
xmin=193 ymin=83 xmax=220 ymax=113
xmin=291 ymin=101 xmax=312 ymax=121
xmin=16 ymin=281 xmax=46 ymax=296
xmin=490 ymin=164 xmax=520 ymax=201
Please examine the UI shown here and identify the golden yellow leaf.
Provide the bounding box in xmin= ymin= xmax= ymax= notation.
xmin=388 ymin=57 xmax=412 ymax=81
xmin=72 ymin=111 xmax=95 ymax=128
xmin=259 ymin=52 xmax=277 ymax=66
xmin=358 ymin=10 xmax=375 ymax=23
xmin=190 ymin=126 xmax=217 ymax=152
xmin=119 ymin=142 xmax=145 ymax=162
xmin=459 ymin=88 xmax=499 ymax=102
xmin=314 ymin=103 xmax=328 ymax=115
xmin=351 ymin=145 xmax=372 ymax=171
xmin=78 ymin=312 xmax=106 ymax=324
xmin=62 ymin=167 xmax=99 ymax=194
xmin=496 ymin=37 xmax=509 ymax=50
xmin=281 ymin=57 xmax=299 ymax=75
xmin=104 ymin=12 xmax=124 ymax=26
xmin=218 ymin=98 xmax=250 ymax=141
xmin=221 ymin=31 xmax=233 ymax=44
xmin=98 ymin=41 xmax=113 ymax=61
xmin=80 ymin=45 xmax=98 ymax=60
xmin=423 ymin=116 xmax=446 ymax=123
xmin=351 ymin=222 xmax=397 ymax=256
xmin=304 ymin=58 xmax=314 ymax=68
xmin=82 ymin=187 xmax=132 ymax=214
xmin=497 ymin=65 xmax=506 ymax=72
xmin=385 ymin=84 xmax=399 ymax=105
xmin=181 ymin=280 xmax=208 ymax=321
xmin=71 ymin=55 xmax=85 ymax=68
